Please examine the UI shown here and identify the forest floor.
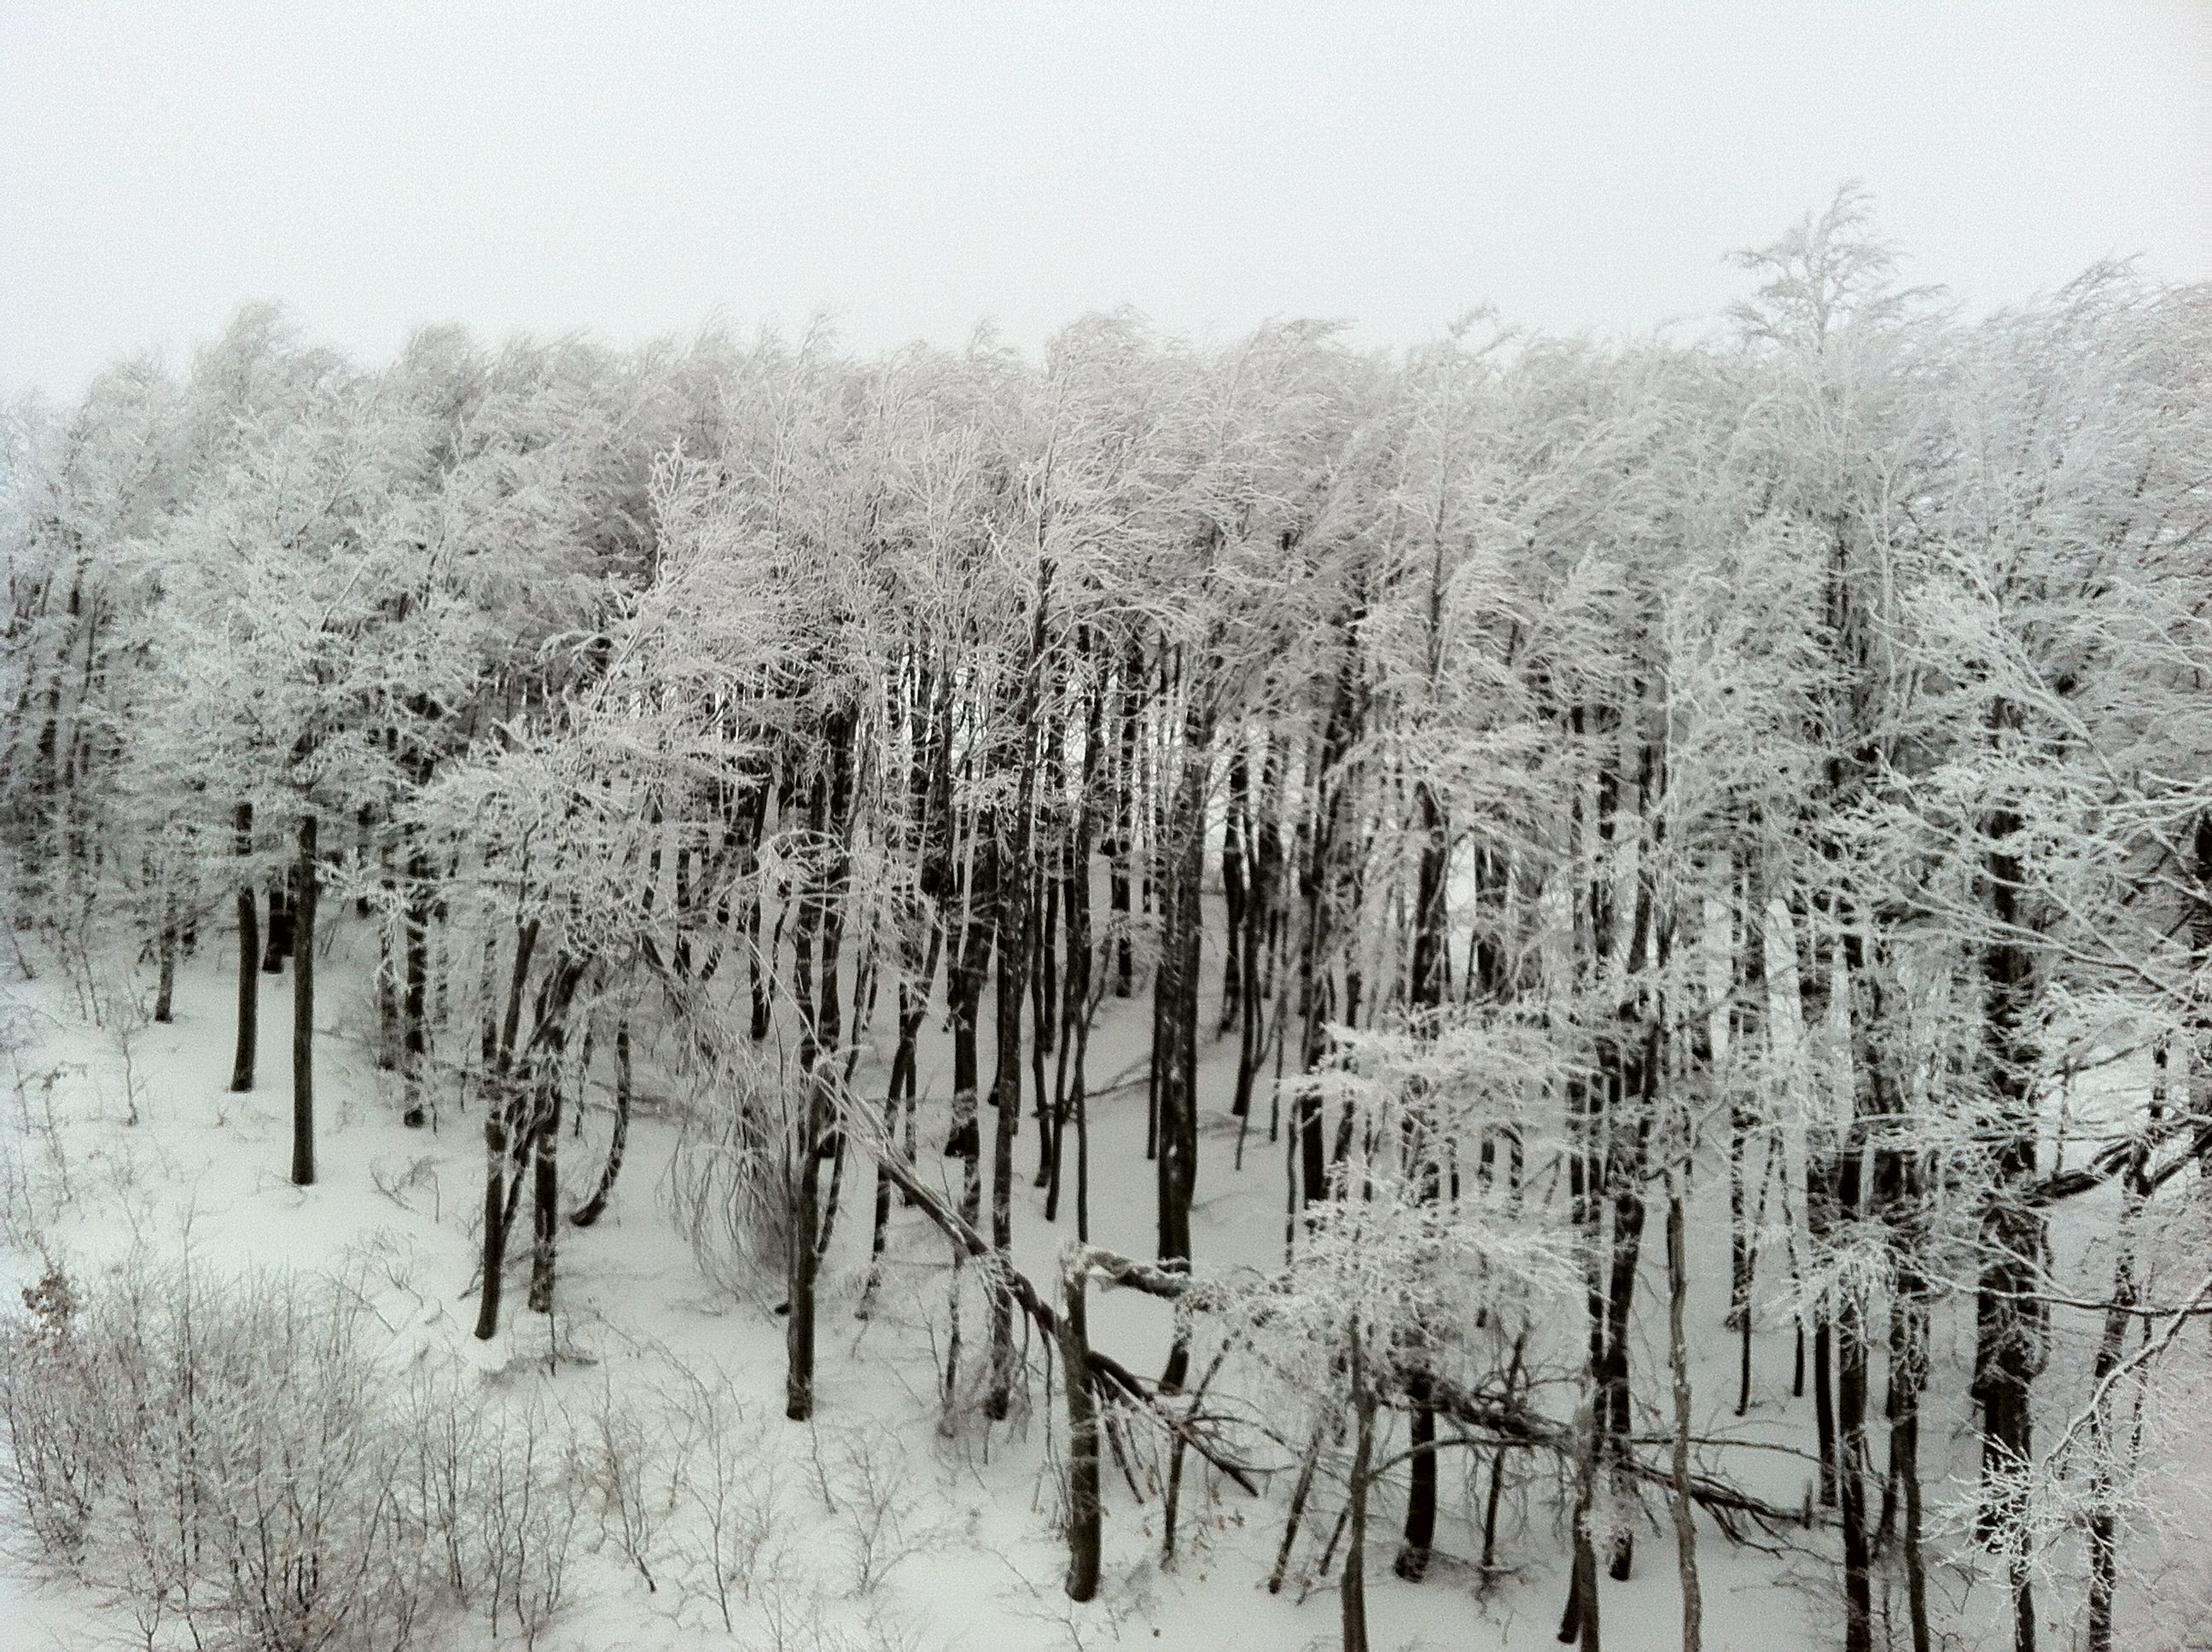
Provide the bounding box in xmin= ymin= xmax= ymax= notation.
xmin=0 ymin=904 xmax=2037 ymax=1651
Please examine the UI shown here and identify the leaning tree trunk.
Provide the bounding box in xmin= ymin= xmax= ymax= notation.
xmin=571 ymin=1018 xmax=631 ymax=1228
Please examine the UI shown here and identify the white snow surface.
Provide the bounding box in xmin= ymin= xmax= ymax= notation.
xmin=4 ymin=907 xmax=2150 ymax=1652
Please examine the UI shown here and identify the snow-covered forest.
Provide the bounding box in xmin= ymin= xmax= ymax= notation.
xmin=3 ymin=193 xmax=2209 ymax=1652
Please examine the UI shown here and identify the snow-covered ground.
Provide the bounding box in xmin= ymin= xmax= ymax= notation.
xmin=3 ymin=905 xmax=2158 ymax=1652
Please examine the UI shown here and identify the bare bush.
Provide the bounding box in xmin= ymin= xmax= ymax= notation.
xmin=1 ymin=1013 xmax=74 ymax=1244
xmin=0 ymin=1255 xmax=602 ymax=1651
xmin=658 ymin=1362 xmax=788 ymax=1633
xmin=823 ymin=1424 xmax=946 ymax=1597
xmin=0 ymin=1255 xmax=436 ymax=1650
xmin=466 ymin=1390 xmax=582 ymax=1645
xmin=577 ymin=1370 xmax=672 ymax=1596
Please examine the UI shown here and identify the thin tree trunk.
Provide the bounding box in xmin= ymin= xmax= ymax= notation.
xmin=230 ymin=801 xmax=258 ymax=1093
xmin=1059 ymin=1248 xmax=1101 ymax=1602
xmin=262 ymin=872 xmax=293 ymax=972
xmin=1976 ymin=769 xmax=2045 ymax=1652
xmin=1153 ymin=683 xmax=1208 ymax=1393
xmin=943 ymin=826 xmax=994 ymax=1414
xmin=2085 ymin=1137 xmax=2150 ymax=1652
xmin=1045 ymin=684 xmax=1096 ymax=1224
xmin=1665 ymin=1183 xmax=1702 ymax=1652
xmin=1109 ymin=635 xmax=1140 ymax=998
xmin=989 ymin=569 xmax=1047 ymax=1419
xmin=1220 ymin=744 xmax=1249 ymax=1044
xmin=1559 ymin=1387 xmax=1602 ymax=1651
xmin=1394 ymin=765 xmax=1449 ymax=1582
xmin=1269 ymin=1420 xmax=1328 ymax=1595
xmin=1837 ymin=1162 xmax=1873 ymax=1652
xmin=788 ymin=718 xmax=853 ymax=1422
xmin=527 ymin=1048 xmax=563 ymax=1313
xmin=1889 ymin=1242 xmax=1932 ymax=1652
xmin=473 ymin=917 xmax=540 ymax=1342
xmin=402 ymin=841 xmax=432 ymax=1126
xmin=571 ymin=1018 xmax=630 ymax=1227
xmin=1600 ymin=1102 xmax=1650 ymax=1583
xmin=1342 ymin=1318 xmax=1374 ymax=1652
xmin=289 ymin=812 xmax=317 ymax=1187
xmin=154 ymin=889 xmax=178 ymax=1024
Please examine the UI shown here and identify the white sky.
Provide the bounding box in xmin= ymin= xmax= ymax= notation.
xmin=3 ymin=1 xmax=2206 ymax=397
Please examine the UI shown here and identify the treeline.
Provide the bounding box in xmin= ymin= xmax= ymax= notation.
xmin=3 ymin=190 xmax=2209 ymax=1652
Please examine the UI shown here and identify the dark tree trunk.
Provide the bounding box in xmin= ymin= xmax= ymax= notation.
xmin=473 ymin=918 xmax=540 ymax=1342
xmin=1046 ymin=660 xmax=1100 ymax=1224
xmin=1559 ymin=1385 xmax=1603 ymax=1651
xmin=1394 ymin=768 xmax=1449 ymax=1582
xmin=1109 ymin=634 xmax=1141 ymax=998
xmin=1296 ymin=636 xmax=1362 ymax=1207
xmin=154 ymin=890 xmax=178 ymax=1023
xmin=571 ymin=1019 xmax=631 ymax=1227
xmin=401 ymin=841 xmax=432 ymax=1126
xmin=744 ymin=765 xmax=773 ymax=1040
xmin=375 ymin=844 xmax=400 ymax=1071
xmin=1220 ymin=744 xmax=1249 ymax=1042
xmin=867 ymin=653 xmax=952 ymax=1269
xmin=230 ymin=801 xmax=258 ymax=1093
xmin=788 ymin=712 xmax=853 ymax=1422
xmin=1975 ymin=781 xmax=2045 ymax=1652
xmin=474 ymin=1108 xmax=514 ymax=1341
xmin=1836 ymin=1149 xmax=1871 ymax=1652
xmin=1031 ymin=858 xmax=1057 ymax=1186
xmin=1153 ymin=683 xmax=1209 ymax=1392
xmin=1342 ymin=1323 xmax=1375 ymax=1652
xmin=941 ymin=673 xmax=998 ymax=1407
xmin=2085 ymin=1139 xmax=2150 ymax=1652
xmin=527 ymin=1044 xmax=563 ymax=1314
xmin=1726 ymin=842 xmax=1767 ymax=1416
xmin=1888 ymin=1236 xmax=1933 ymax=1652
xmin=1058 ymin=1255 xmax=1101 ymax=1602
xmin=1665 ymin=1184 xmax=1703 ymax=1652
xmin=262 ymin=872 xmax=294 ymax=973
xmin=1599 ymin=1103 xmax=1649 ymax=1583
xmin=289 ymin=812 xmax=317 ymax=1187
xmin=989 ymin=571 xmax=1047 ymax=1418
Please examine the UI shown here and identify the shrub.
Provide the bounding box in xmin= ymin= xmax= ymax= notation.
xmin=0 ymin=1255 xmax=592 ymax=1650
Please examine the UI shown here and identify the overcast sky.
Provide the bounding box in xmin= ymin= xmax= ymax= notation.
xmin=3 ymin=1 xmax=2205 ymax=398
